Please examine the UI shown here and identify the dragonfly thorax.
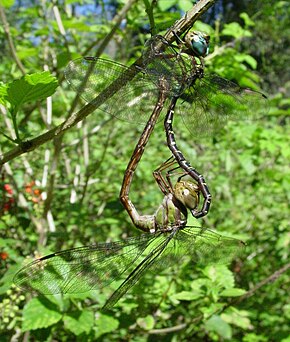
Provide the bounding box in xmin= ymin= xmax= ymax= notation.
xmin=154 ymin=193 xmax=187 ymax=231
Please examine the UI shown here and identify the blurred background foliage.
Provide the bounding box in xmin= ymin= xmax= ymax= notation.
xmin=0 ymin=0 xmax=289 ymax=341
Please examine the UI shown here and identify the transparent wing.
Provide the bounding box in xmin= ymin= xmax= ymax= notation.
xmin=103 ymin=232 xmax=172 ymax=309
xmin=103 ymin=227 xmax=245 ymax=309
xmin=64 ymin=58 xmax=159 ymax=123
xmin=14 ymin=227 xmax=245 ymax=308
xmin=142 ymin=35 xmax=196 ymax=96
xmin=13 ymin=234 xmax=161 ymax=295
xmin=178 ymin=74 xmax=268 ymax=137
xmin=175 ymin=226 xmax=246 ymax=265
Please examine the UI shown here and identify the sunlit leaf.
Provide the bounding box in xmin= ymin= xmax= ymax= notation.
xmin=205 ymin=315 xmax=232 ymax=339
xmin=22 ymin=298 xmax=62 ymax=331
xmin=6 ymin=72 xmax=58 ymax=108
xmin=63 ymin=310 xmax=94 ymax=336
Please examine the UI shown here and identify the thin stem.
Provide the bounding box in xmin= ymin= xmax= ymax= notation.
xmin=10 ymin=107 xmax=21 ymax=142
xmin=0 ymin=5 xmax=26 ymax=75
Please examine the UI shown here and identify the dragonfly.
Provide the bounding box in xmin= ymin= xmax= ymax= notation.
xmin=14 ymin=157 xmax=245 ymax=310
xmin=64 ymin=31 xmax=267 ymax=221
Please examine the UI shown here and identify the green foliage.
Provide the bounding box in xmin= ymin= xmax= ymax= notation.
xmin=0 ymin=0 xmax=289 ymax=341
xmin=22 ymin=298 xmax=62 ymax=331
xmin=4 ymin=72 xmax=58 ymax=107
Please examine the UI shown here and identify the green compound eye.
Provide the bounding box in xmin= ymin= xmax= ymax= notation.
xmin=187 ymin=31 xmax=210 ymax=57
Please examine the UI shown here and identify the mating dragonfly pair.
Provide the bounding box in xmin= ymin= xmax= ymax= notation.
xmin=14 ymin=31 xmax=266 ymax=309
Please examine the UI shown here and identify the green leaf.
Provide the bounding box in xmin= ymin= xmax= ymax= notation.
xmin=240 ymin=12 xmax=255 ymax=27
xmin=63 ymin=310 xmax=94 ymax=336
xmin=136 ymin=315 xmax=155 ymax=330
xmin=178 ymin=0 xmax=194 ymax=12
xmin=170 ymin=290 xmax=203 ymax=301
xmin=202 ymin=265 xmax=235 ymax=289
xmin=220 ymin=288 xmax=246 ymax=297
xmin=238 ymin=153 xmax=257 ymax=175
xmin=6 ymin=71 xmax=58 ymax=107
xmin=0 ymin=0 xmax=15 ymax=8
xmin=221 ymin=308 xmax=252 ymax=329
xmin=234 ymin=54 xmax=257 ymax=69
xmin=95 ymin=314 xmax=119 ymax=338
xmin=221 ymin=22 xmax=252 ymax=39
xmin=205 ymin=315 xmax=232 ymax=339
xmin=158 ymin=0 xmax=176 ymax=11
xmin=0 ymin=83 xmax=8 ymax=105
xmin=22 ymin=298 xmax=62 ymax=331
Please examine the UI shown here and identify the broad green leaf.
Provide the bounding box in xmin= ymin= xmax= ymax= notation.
xmin=22 ymin=298 xmax=62 ymax=331
xmin=221 ymin=22 xmax=252 ymax=39
xmin=95 ymin=314 xmax=119 ymax=338
xmin=136 ymin=315 xmax=155 ymax=330
xmin=205 ymin=315 xmax=232 ymax=340
xmin=64 ymin=310 xmax=94 ymax=336
xmin=6 ymin=72 xmax=58 ymax=107
xmin=170 ymin=290 xmax=203 ymax=301
xmin=221 ymin=308 xmax=252 ymax=329
xmin=220 ymin=288 xmax=246 ymax=297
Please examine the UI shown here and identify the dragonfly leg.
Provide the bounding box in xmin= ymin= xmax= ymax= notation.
xmin=164 ymin=97 xmax=212 ymax=218
xmin=152 ymin=156 xmax=178 ymax=195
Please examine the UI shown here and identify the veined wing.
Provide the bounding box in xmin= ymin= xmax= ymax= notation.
xmin=142 ymin=35 xmax=196 ymax=96
xmin=175 ymin=226 xmax=246 ymax=264
xmin=178 ymin=74 xmax=268 ymax=137
xmin=103 ymin=230 xmax=175 ymax=309
xmin=103 ymin=227 xmax=245 ymax=309
xmin=64 ymin=57 xmax=160 ymax=124
xmin=13 ymin=233 xmax=165 ymax=295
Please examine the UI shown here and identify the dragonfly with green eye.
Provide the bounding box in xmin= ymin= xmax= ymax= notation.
xmin=64 ymin=31 xmax=267 ymax=223
xmin=14 ymin=157 xmax=245 ymax=310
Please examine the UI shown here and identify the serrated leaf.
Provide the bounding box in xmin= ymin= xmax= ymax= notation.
xmin=22 ymin=298 xmax=62 ymax=331
xmin=220 ymin=288 xmax=246 ymax=297
xmin=63 ymin=310 xmax=94 ymax=336
xmin=205 ymin=315 xmax=232 ymax=339
xmin=95 ymin=314 xmax=119 ymax=338
xmin=136 ymin=315 xmax=155 ymax=330
xmin=6 ymin=71 xmax=58 ymax=107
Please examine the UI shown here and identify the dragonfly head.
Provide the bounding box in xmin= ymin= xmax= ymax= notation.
xmin=184 ymin=31 xmax=210 ymax=58
xmin=173 ymin=180 xmax=200 ymax=211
